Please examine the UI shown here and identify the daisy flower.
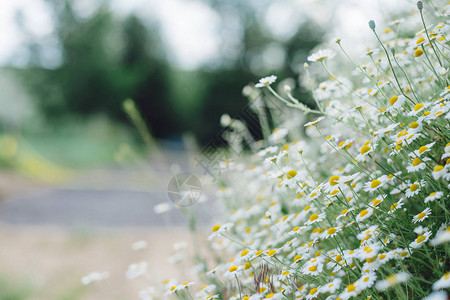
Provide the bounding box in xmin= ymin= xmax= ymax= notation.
xmin=338 ymin=283 xmax=358 ymax=300
xmin=277 ymin=270 xmax=292 ymax=281
xmin=425 ymin=191 xmax=444 ymax=203
xmin=224 ymin=265 xmax=242 ymax=278
xmin=409 ymin=230 xmax=432 ymax=248
xmin=389 ymin=198 xmax=405 ymax=214
xmin=407 ymin=102 xmax=430 ymax=116
xmin=176 ymin=281 xmax=195 ymax=291
xmin=377 ymin=251 xmax=394 ymax=265
xmin=305 ymin=213 xmax=326 ymax=225
xmin=412 ymin=142 xmax=435 ymax=156
xmin=306 ymin=287 xmax=320 ymax=300
xmin=356 ymin=143 xmax=374 ymax=161
xmin=320 ymin=226 xmax=341 ymax=239
xmin=320 ymin=278 xmax=341 ymax=294
xmin=357 ymin=242 xmax=381 ymax=260
xmin=282 ymin=169 xmax=301 ymax=188
xmin=405 ymin=181 xmax=422 ymax=198
xmin=208 ymin=223 xmax=234 ymax=240
xmin=387 ymin=95 xmax=406 ymax=111
xmin=412 ymin=207 xmax=432 ymax=223
xmin=255 ymin=75 xmax=277 ymax=88
xmin=356 ymin=272 xmax=377 ymax=291
xmin=432 ymin=272 xmax=450 ymax=290
xmin=268 ymin=128 xmax=288 ymax=144
xmin=356 ymin=207 xmax=374 ymax=222
xmin=431 ymin=225 xmax=450 ymax=246
xmin=336 ymin=207 xmax=355 ymax=221
xmin=304 ymin=116 xmax=326 ymax=128
xmin=302 ymin=259 xmax=324 ymax=276
xmin=370 ymin=196 xmax=384 ymax=208
xmin=363 ymin=176 xmax=388 ymax=193
xmin=406 ymin=157 xmax=429 ymax=172
xmin=307 ymin=49 xmax=336 ymax=62
xmin=423 ymin=291 xmax=448 ymax=300
xmin=375 ymin=272 xmax=410 ymax=291
xmin=432 ymin=165 xmax=447 ymax=180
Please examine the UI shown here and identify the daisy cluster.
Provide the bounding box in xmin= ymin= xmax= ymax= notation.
xmin=86 ymin=2 xmax=450 ymax=299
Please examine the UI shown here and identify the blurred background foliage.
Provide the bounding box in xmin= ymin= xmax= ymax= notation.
xmin=5 ymin=0 xmax=324 ymax=168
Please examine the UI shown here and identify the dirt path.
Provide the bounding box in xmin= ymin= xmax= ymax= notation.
xmin=0 ymin=226 xmax=205 ymax=300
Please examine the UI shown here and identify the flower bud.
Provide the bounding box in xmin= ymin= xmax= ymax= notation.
xmin=303 ymin=63 xmax=309 ymax=70
xmin=284 ymin=85 xmax=292 ymax=93
xmin=417 ymin=1 xmax=423 ymax=10
xmin=368 ymin=20 xmax=376 ymax=30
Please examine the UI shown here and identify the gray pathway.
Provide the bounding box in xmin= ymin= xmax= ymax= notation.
xmin=0 ymin=188 xmax=213 ymax=228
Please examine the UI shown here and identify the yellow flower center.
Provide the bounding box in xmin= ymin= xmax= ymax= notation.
xmin=371 ymin=199 xmax=382 ymax=207
xmin=287 ymin=170 xmax=297 ymax=179
xmin=412 ymin=158 xmax=422 ymax=166
xmin=370 ymin=179 xmax=381 ymax=189
xmin=308 ymin=265 xmax=317 ymax=272
xmin=309 ymin=214 xmax=319 ymax=222
xmin=410 ymin=183 xmax=419 ymax=192
xmin=409 ymin=122 xmax=419 ymax=128
xmin=347 ymin=284 xmax=356 ymax=292
xmin=434 ymin=165 xmax=444 ymax=172
xmin=414 ymin=103 xmax=424 ymax=111
xmin=414 ymin=49 xmax=424 ymax=57
xmin=360 ymin=145 xmax=371 ymax=155
xmin=359 ymin=210 xmax=369 ymax=217
xmin=241 ymin=250 xmax=249 ymax=257
xmin=418 ymin=146 xmax=428 ymax=154
xmin=329 ymin=175 xmax=340 ymax=186
xmin=397 ymin=130 xmax=408 ymax=137
xmin=330 ymin=190 xmax=339 ymax=196
xmin=335 ymin=255 xmax=342 ymax=262
xmin=229 ymin=266 xmax=238 ymax=272
xmin=416 ymin=235 xmax=426 ymax=243
xmin=390 ymin=96 xmax=398 ymax=106
xmin=212 ymin=225 xmax=221 ymax=232
xmin=327 ymin=227 xmax=337 ymax=235
xmin=417 ymin=212 xmax=426 ymax=220
xmin=267 ymin=249 xmax=277 ymax=256
xmin=294 ymin=255 xmax=302 ymax=262
xmin=309 ymin=288 xmax=318 ymax=295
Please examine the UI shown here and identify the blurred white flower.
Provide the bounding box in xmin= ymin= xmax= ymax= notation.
xmin=131 ymin=240 xmax=148 ymax=251
xmin=307 ymin=49 xmax=335 ymax=62
xmin=81 ymin=271 xmax=109 ymax=285
xmin=255 ymin=75 xmax=277 ymax=88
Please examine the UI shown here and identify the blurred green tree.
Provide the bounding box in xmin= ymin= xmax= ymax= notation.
xmin=15 ymin=0 xmax=324 ymax=145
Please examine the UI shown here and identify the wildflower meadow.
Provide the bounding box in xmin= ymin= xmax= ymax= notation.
xmin=90 ymin=1 xmax=450 ymax=299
